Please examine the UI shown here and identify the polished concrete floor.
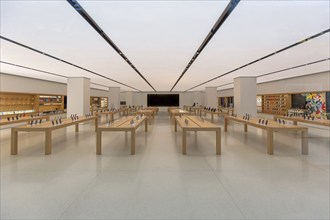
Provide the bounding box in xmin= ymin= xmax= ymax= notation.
xmin=1 ymin=111 xmax=329 ymax=219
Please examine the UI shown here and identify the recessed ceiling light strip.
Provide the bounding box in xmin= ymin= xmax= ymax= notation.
xmin=67 ymin=0 xmax=156 ymax=92
xmin=216 ymin=58 xmax=330 ymax=89
xmin=170 ymin=0 xmax=240 ymax=91
xmin=0 ymin=60 xmax=113 ymax=89
xmin=0 ymin=36 xmax=141 ymax=91
xmin=186 ymin=29 xmax=330 ymax=91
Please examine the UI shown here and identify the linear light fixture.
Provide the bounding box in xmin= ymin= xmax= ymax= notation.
xmin=67 ymin=0 xmax=156 ymax=92
xmin=0 ymin=61 xmax=115 ymax=90
xmin=215 ymin=58 xmax=330 ymax=89
xmin=0 ymin=36 xmax=141 ymax=91
xmin=170 ymin=0 xmax=240 ymax=91
xmin=186 ymin=29 xmax=330 ymax=91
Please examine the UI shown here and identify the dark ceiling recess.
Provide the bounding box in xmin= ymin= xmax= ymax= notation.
xmin=169 ymin=0 xmax=240 ymax=91
xmin=67 ymin=0 xmax=156 ymax=92
xmin=186 ymin=29 xmax=330 ymax=91
xmin=0 ymin=36 xmax=141 ymax=91
xmin=0 ymin=61 xmax=111 ymax=89
xmin=216 ymin=58 xmax=330 ymax=89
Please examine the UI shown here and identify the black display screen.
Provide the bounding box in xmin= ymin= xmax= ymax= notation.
xmin=291 ymin=94 xmax=306 ymax=108
xmin=147 ymin=94 xmax=179 ymax=107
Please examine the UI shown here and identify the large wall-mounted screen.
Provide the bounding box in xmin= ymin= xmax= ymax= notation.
xmin=147 ymin=94 xmax=179 ymax=107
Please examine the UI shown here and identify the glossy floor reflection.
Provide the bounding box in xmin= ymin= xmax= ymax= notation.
xmin=1 ymin=111 xmax=329 ymax=219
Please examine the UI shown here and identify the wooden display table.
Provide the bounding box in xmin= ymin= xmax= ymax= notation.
xmin=96 ymin=116 xmax=148 ymax=155
xmin=11 ymin=116 xmax=98 ymax=155
xmin=168 ymin=107 xmax=180 ymax=115
xmin=95 ymin=110 xmax=120 ymax=121
xmin=224 ymin=116 xmax=308 ymax=155
xmin=0 ymin=115 xmax=50 ymax=127
xmin=136 ymin=109 xmax=154 ymax=125
xmin=219 ymin=107 xmax=234 ymax=115
xmin=174 ymin=115 xmax=221 ymax=155
xmin=169 ymin=109 xmax=189 ymax=121
xmin=199 ymin=109 xmax=228 ymax=123
xmin=273 ymin=115 xmax=330 ymax=127
xmin=145 ymin=107 xmax=159 ymax=115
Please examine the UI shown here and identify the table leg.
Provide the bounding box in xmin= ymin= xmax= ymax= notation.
xmin=224 ymin=118 xmax=228 ymax=132
xmin=46 ymin=115 xmax=50 ymax=121
xmin=182 ymin=129 xmax=187 ymax=155
xmin=95 ymin=118 xmax=98 ymax=131
xmin=244 ymin=124 xmax=248 ymax=132
xmin=11 ymin=129 xmax=18 ymax=155
xmin=75 ymin=123 xmax=79 ymax=132
xmin=149 ymin=115 xmax=151 ymax=125
xmin=110 ymin=114 xmax=114 ymax=121
xmin=211 ymin=114 xmax=214 ymax=123
xmin=45 ymin=130 xmax=52 ymax=155
xmin=301 ymin=130 xmax=308 ymax=155
xmin=131 ymin=130 xmax=136 ymax=155
xmin=145 ymin=118 xmax=148 ymax=132
xmin=96 ymin=130 xmax=102 ymax=155
xmin=174 ymin=118 xmax=177 ymax=132
xmin=216 ymin=128 xmax=221 ymax=155
xmin=267 ymin=129 xmax=274 ymax=155
xmin=293 ymin=121 xmax=298 ymax=126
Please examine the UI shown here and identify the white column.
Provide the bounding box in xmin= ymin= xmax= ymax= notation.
xmin=125 ymin=91 xmax=133 ymax=106
xmin=193 ymin=91 xmax=202 ymax=106
xmin=205 ymin=87 xmax=217 ymax=108
xmin=234 ymin=77 xmax=257 ymax=116
xmin=108 ymin=87 xmax=120 ymax=109
xmin=67 ymin=77 xmax=90 ymax=116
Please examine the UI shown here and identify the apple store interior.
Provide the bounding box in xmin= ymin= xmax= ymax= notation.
xmin=0 ymin=0 xmax=329 ymax=219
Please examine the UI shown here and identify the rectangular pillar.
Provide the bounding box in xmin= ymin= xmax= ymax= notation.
xmin=205 ymin=87 xmax=217 ymax=108
xmin=125 ymin=91 xmax=133 ymax=106
xmin=234 ymin=77 xmax=257 ymax=116
xmin=67 ymin=77 xmax=90 ymax=116
xmin=108 ymin=87 xmax=120 ymax=109
xmin=193 ymin=91 xmax=202 ymax=107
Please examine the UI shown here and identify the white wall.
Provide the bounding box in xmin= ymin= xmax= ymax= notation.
xmin=67 ymin=77 xmax=90 ymax=116
xmin=1 ymin=72 xmax=108 ymax=97
xmin=257 ymin=71 xmax=330 ymax=94
xmin=217 ymin=71 xmax=330 ymax=96
xmin=234 ymin=77 xmax=257 ymax=116
xmin=205 ymin=87 xmax=217 ymax=108
xmin=90 ymin=88 xmax=108 ymax=97
xmin=0 ymin=73 xmax=67 ymax=95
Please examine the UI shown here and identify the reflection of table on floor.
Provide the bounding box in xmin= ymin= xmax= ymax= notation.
xmin=174 ymin=115 xmax=221 ymax=155
xmin=95 ymin=110 xmax=120 ymax=121
xmin=0 ymin=115 xmax=50 ymax=126
xmin=96 ymin=116 xmax=148 ymax=155
xmin=11 ymin=116 xmax=98 ymax=155
xmin=273 ymin=115 xmax=330 ymax=127
xmin=199 ymin=109 xmax=228 ymax=123
xmin=137 ymin=110 xmax=154 ymax=125
xmin=224 ymin=116 xmax=308 ymax=155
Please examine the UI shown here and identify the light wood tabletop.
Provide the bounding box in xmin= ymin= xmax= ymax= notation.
xmin=225 ymin=115 xmax=308 ymax=155
xmin=0 ymin=115 xmax=50 ymax=126
xmin=97 ymin=116 xmax=148 ymax=155
xmin=274 ymin=115 xmax=330 ymax=127
xmin=174 ymin=115 xmax=221 ymax=155
xmin=95 ymin=110 xmax=120 ymax=121
xmin=11 ymin=116 xmax=98 ymax=155
xmin=199 ymin=109 xmax=228 ymax=123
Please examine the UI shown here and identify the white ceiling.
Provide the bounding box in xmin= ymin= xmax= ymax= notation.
xmin=0 ymin=0 xmax=329 ymax=92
